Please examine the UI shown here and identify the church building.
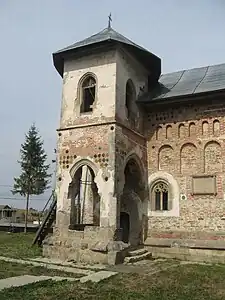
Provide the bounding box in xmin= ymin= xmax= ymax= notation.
xmin=43 ymin=23 xmax=225 ymax=264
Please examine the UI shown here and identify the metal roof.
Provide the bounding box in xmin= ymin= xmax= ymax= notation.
xmin=139 ymin=63 xmax=225 ymax=103
xmin=55 ymin=27 xmax=150 ymax=54
xmin=0 ymin=205 xmax=12 ymax=210
xmin=53 ymin=27 xmax=161 ymax=78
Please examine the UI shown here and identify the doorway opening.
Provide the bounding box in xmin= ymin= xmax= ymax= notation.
xmin=120 ymin=212 xmax=130 ymax=243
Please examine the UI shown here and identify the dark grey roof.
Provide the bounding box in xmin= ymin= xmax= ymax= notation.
xmin=53 ymin=27 xmax=161 ymax=78
xmin=55 ymin=27 xmax=149 ymax=54
xmin=0 ymin=205 xmax=12 ymax=210
xmin=139 ymin=63 xmax=225 ymax=104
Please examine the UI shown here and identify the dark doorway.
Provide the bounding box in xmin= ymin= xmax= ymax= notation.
xmin=120 ymin=212 xmax=130 ymax=243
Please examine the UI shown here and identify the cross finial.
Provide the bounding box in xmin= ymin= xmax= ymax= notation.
xmin=108 ymin=13 xmax=112 ymax=28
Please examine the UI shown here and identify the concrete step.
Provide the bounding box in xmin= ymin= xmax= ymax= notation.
xmin=128 ymin=248 xmax=148 ymax=257
xmin=124 ymin=252 xmax=152 ymax=264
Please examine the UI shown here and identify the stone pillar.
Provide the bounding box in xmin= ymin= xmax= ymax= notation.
xmin=94 ymin=169 xmax=120 ymax=242
xmin=80 ymin=165 xmax=94 ymax=224
xmin=55 ymin=171 xmax=72 ymax=233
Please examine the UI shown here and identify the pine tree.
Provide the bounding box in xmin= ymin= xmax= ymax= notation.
xmin=12 ymin=124 xmax=51 ymax=232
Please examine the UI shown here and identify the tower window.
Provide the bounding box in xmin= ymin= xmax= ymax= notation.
xmin=80 ymin=76 xmax=96 ymax=113
xmin=125 ymin=79 xmax=135 ymax=119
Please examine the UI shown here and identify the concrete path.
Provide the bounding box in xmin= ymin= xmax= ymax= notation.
xmin=0 ymin=271 xmax=118 ymax=291
xmin=80 ymin=271 xmax=117 ymax=283
xmin=30 ymin=257 xmax=106 ymax=270
xmin=0 ymin=275 xmax=79 ymax=291
xmin=0 ymin=256 xmax=94 ymax=275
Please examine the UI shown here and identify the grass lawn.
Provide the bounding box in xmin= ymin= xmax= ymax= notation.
xmin=0 ymin=263 xmax=225 ymax=300
xmin=0 ymin=260 xmax=82 ymax=280
xmin=0 ymin=232 xmax=42 ymax=258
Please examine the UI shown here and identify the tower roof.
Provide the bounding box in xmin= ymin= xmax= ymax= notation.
xmin=53 ymin=27 xmax=161 ymax=78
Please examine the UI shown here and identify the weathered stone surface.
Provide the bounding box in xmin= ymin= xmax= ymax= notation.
xmin=107 ymin=241 xmax=129 ymax=252
xmin=124 ymin=252 xmax=152 ymax=264
xmin=107 ymin=251 xmax=123 ymax=265
xmin=0 ymin=256 xmax=94 ymax=275
xmin=128 ymin=248 xmax=148 ymax=257
xmin=0 ymin=275 xmax=52 ymax=291
xmin=80 ymin=271 xmax=118 ymax=283
xmin=90 ymin=241 xmax=107 ymax=253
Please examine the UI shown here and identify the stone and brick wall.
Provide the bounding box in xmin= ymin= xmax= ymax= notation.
xmin=145 ymin=100 xmax=225 ymax=240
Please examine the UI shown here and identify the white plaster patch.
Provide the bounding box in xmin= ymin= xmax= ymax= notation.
xmin=95 ymin=168 xmax=116 ymax=227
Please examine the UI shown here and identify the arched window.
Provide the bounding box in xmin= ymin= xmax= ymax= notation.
xmin=80 ymin=76 xmax=96 ymax=113
xmin=125 ymin=79 xmax=135 ymax=119
xmin=68 ymin=164 xmax=100 ymax=230
xmin=152 ymin=182 xmax=169 ymax=211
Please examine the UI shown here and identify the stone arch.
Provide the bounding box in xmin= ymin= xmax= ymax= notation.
xmin=77 ymin=72 xmax=98 ymax=92
xmin=178 ymin=123 xmax=185 ymax=138
xmin=158 ymin=145 xmax=175 ymax=173
xmin=77 ymin=72 xmax=97 ymax=113
xmin=123 ymin=152 xmax=145 ymax=186
xmin=213 ymin=119 xmax=220 ymax=135
xmin=180 ymin=143 xmax=197 ymax=174
xmin=166 ymin=125 xmax=172 ymax=139
xmin=70 ymin=158 xmax=98 ymax=180
xmin=148 ymin=171 xmax=180 ymax=217
xmin=189 ymin=122 xmax=196 ymax=137
xmin=156 ymin=126 xmax=162 ymax=140
xmin=120 ymin=153 xmax=146 ymax=245
xmin=204 ymin=141 xmax=222 ymax=173
xmin=202 ymin=121 xmax=209 ymax=136
xmin=123 ymin=155 xmax=144 ymax=196
xmin=68 ymin=158 xmax=100 ymax=229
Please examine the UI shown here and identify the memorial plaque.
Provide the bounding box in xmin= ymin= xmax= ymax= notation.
xmin=192 ymin=175 xmax=216 ymax=195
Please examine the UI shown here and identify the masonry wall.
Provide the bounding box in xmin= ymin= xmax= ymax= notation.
xmin=55 ymin=49 xmax=120 ymax=238
xmin=145 ymin=99 xmax=225 ymax=241
xmin=60 ymin=49 xmax=117 ymax=128
xmin=115 ymin=48 xmax=148 ymax=134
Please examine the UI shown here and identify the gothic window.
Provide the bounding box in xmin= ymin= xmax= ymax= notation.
xmin=80 ymin=76 xmax=96 ymax=113
xmin=152 ymin=182 xmax=169 ymax=211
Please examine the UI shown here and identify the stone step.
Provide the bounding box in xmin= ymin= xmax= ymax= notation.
xmin=128 ymin=248 xmax=148 ymax=257
xmin=124 ymin=252 xmax=152 ymax=264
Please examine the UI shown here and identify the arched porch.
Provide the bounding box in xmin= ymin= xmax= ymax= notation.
xmin=119 ymin=155 xmax=147 ymax=246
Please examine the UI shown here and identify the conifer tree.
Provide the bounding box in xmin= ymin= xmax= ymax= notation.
xmin=12 ymin=124 xmax=51 ymax=232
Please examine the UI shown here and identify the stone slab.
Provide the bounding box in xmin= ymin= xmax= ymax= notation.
xmin=128 ymin=248 xmax=148 ymax=257
xmin=30 ymin=257 xmax=106 ymax=270
xmin=0 ymin=256 xmax=94 ymax=275
xmin=0 ymin=275 xmax=52 ymax=291
xmin=124 ymin=252 xmax=152 ymax=264
xmin=50 ymin=276 xmax=80 ymax=282
xmin=80 ymin=271 xmax=117 ymax=283
xmin=0 ymin=275 xmax=82 ymax=291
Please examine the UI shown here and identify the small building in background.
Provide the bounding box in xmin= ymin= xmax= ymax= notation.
xmin=0 ymin=205 xmax=17 ymax=223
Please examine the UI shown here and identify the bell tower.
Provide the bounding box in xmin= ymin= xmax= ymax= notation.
xmin=44 ymin=24 xmax=161 ymax=264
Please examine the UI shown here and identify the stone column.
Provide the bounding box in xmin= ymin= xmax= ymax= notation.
xmin=80 ymin=165 xmax=94 ymax=224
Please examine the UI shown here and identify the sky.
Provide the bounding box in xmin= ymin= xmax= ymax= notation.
xmin=0 ymin=0 xmax=225 ymax=210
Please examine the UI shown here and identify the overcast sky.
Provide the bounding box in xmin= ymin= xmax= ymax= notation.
xmin=0 ymin=0 xmax=225 ymax=209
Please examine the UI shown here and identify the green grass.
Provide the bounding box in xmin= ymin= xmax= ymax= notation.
xmin=1 ymin=264 xmax=225 ymax=300
xmin=0 ymin=232 xmax=41 ymax=258
xmin=0 ymin=260 xmax=82 ymax=280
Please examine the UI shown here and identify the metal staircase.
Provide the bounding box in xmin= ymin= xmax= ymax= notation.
xmin=32 ymin=191 xmax=57 ymax=246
